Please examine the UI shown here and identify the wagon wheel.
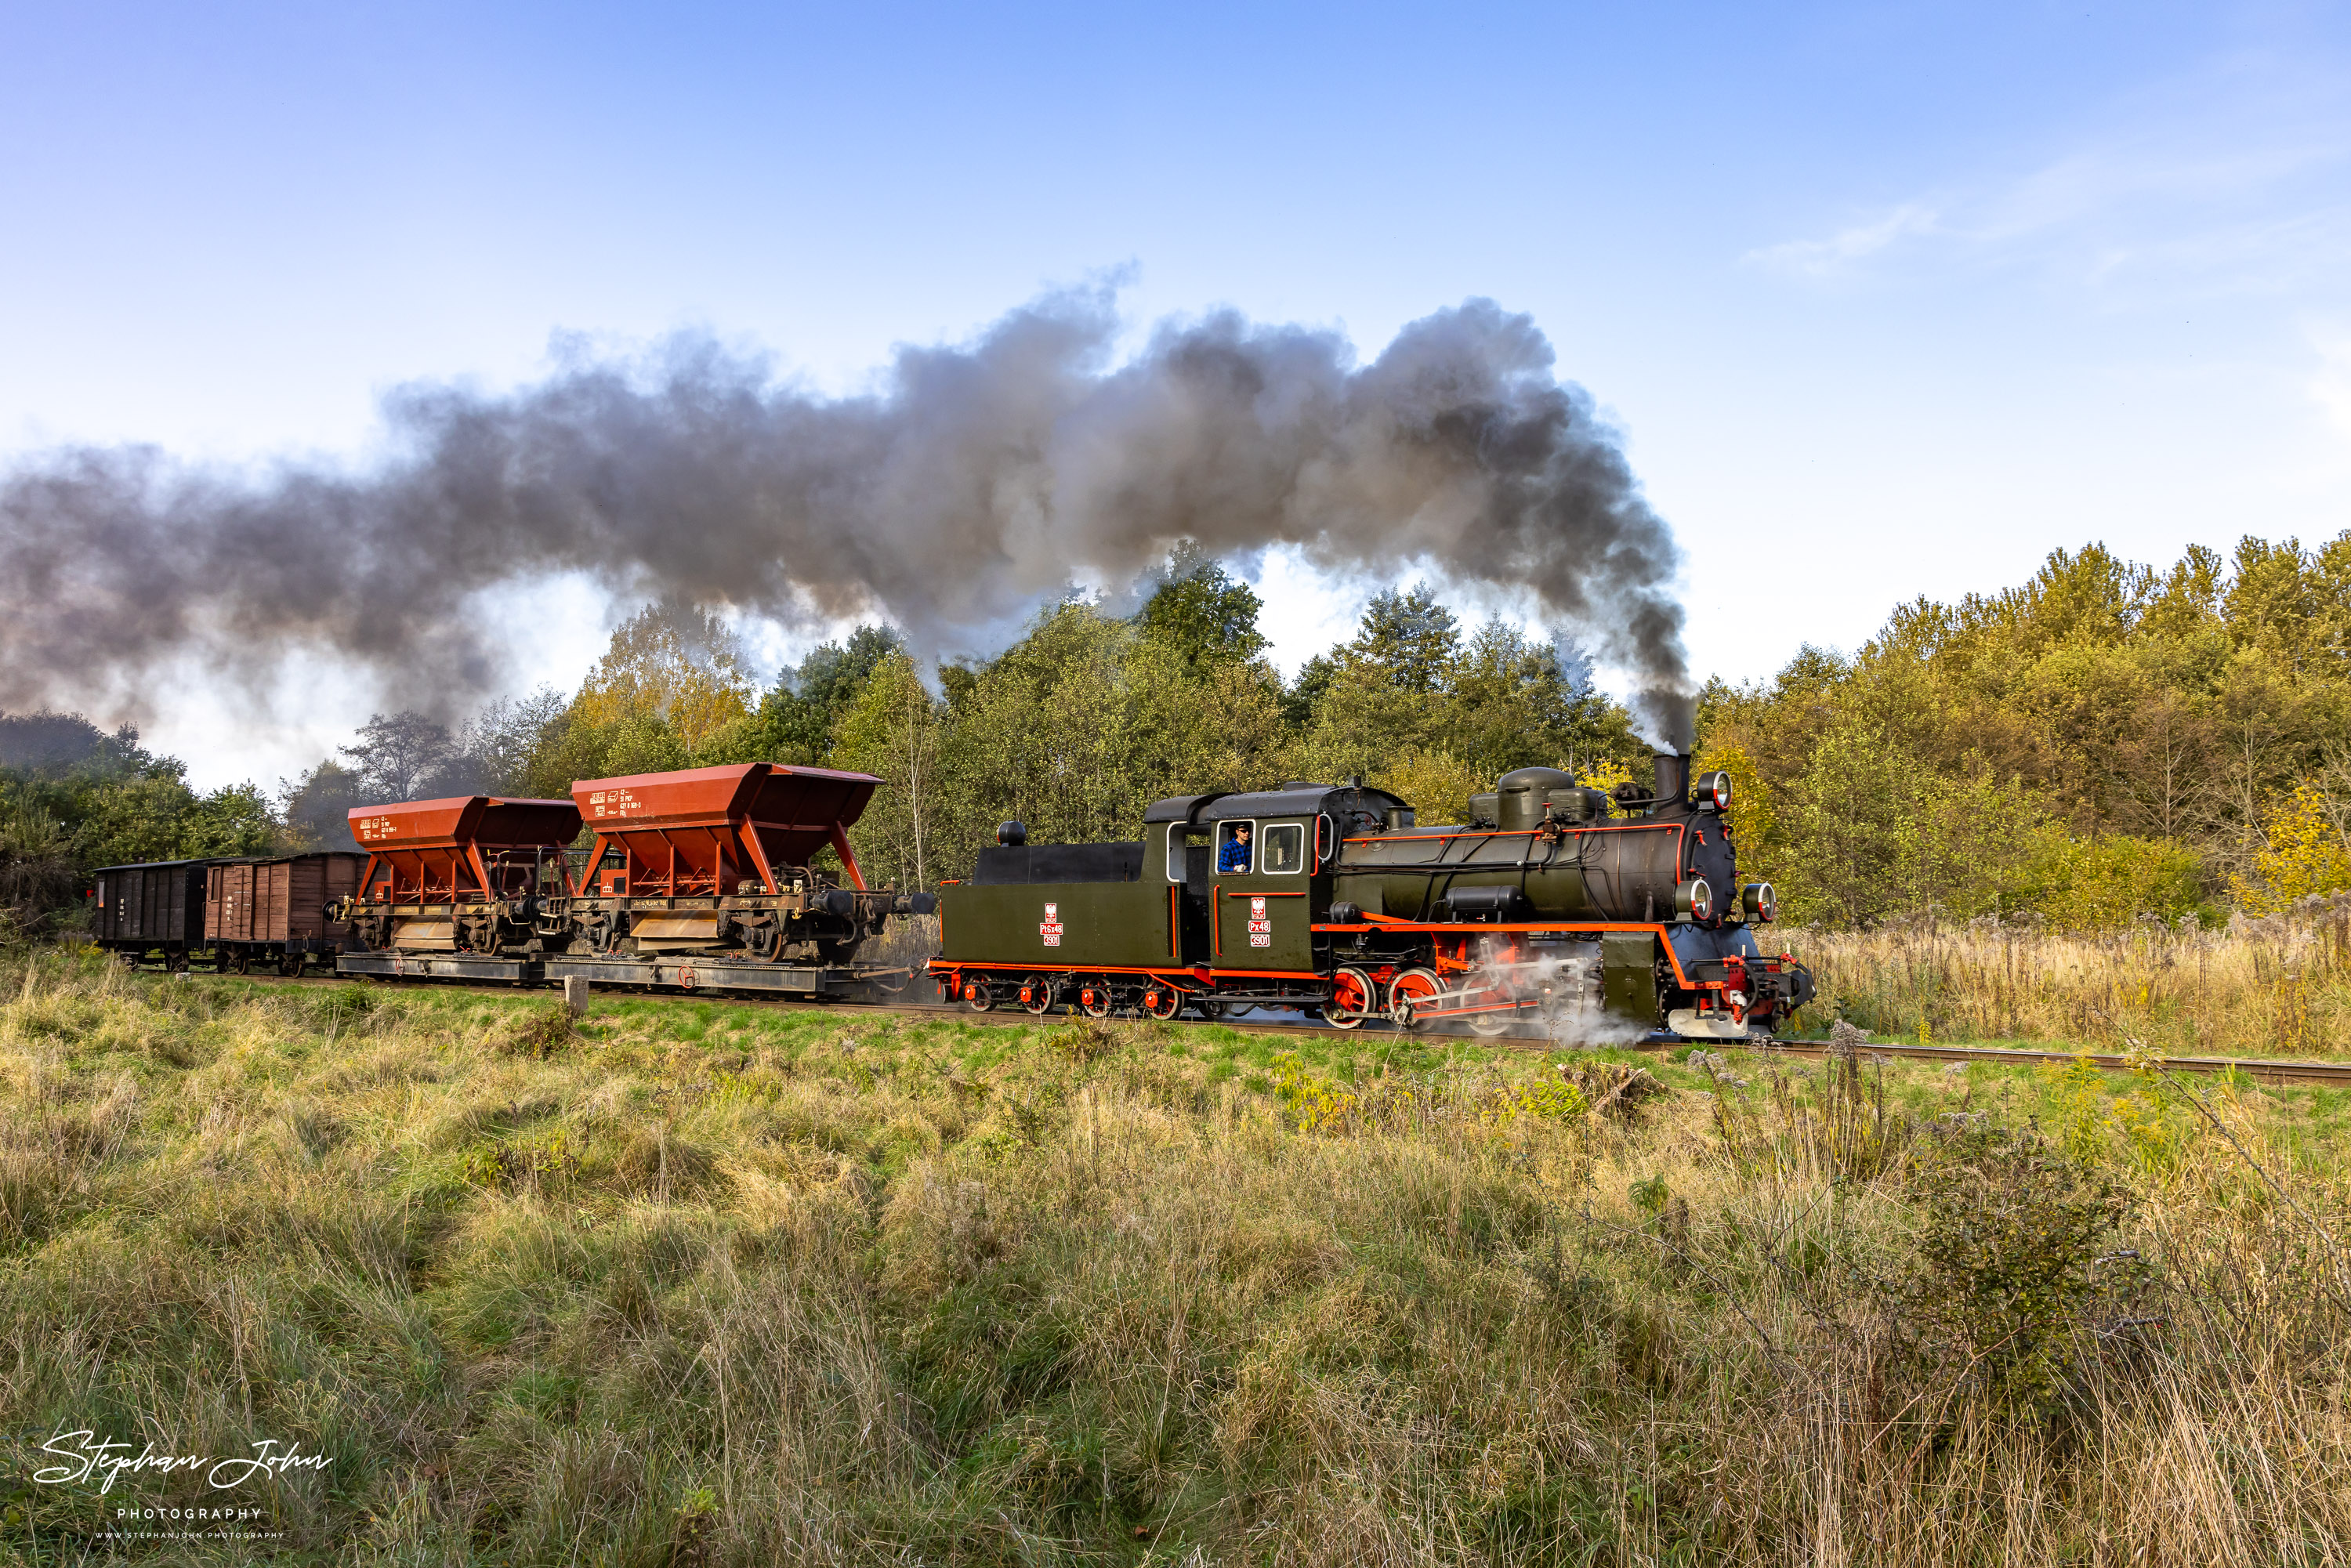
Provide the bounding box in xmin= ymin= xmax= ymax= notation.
xmin=1324 ymin=967 xmax=1375 ymax=1030
xmin=230 ymin=951 xmax=251 ymax=976
xmin=1387 ymin=966 xmax=1444 ymax=1033
xmin=1078 ymin=983 xmax=1115 ymax=1019
xmin=1142 ymin=984 xmax=1183 ymax=1020
xmin=962 ymin=980 xmax=994 ymax=1012
xmin=280 ymin=952 xmax=305 ymax=977
xmin=1022 ymin=978 xmax=1057 ymax=1015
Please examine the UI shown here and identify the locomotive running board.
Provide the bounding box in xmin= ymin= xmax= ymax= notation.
xmin=539 ymin=957 xmax=857 ymax=996
xmin=338 ymin=953 xmax=543 ymax=982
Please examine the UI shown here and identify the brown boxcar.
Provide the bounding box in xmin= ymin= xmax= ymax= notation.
xmin=89 ymin=860 xmax=214 ymax=967
xmin=206 ymin=853 xmax=364 ymax=974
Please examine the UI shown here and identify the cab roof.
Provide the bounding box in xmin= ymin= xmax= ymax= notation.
xmin=1142 ymin=783 xmax=1412 ymax=825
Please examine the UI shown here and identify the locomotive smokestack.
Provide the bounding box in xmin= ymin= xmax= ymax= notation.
xmin=1651 ymin=752 xmax=1689 ymax=811
xmin=0 ymin=288 xmax=1691 ymax=736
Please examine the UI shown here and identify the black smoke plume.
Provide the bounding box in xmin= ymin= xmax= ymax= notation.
xmin=0 ymin=288 xmax=1694 ymax=747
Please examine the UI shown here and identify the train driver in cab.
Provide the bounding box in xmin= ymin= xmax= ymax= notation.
xmin=1217 ymin=822 xmax=1252 ymax=873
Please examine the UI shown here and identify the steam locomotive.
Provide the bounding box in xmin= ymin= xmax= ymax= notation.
xmin=930 ymin=752 xmax=1814 ymax=1038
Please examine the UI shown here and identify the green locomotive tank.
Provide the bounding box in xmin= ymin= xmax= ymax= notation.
xmin=932 ymin=753 xmax=1814 ymax=1039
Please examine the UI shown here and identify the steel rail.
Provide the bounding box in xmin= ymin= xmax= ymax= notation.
xmin=127 ymin=966 xmax=2351 ymax=1085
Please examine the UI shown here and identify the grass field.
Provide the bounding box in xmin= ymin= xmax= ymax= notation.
xmin=1799 ymin=899 xmax=2351 ymax=1059
xmin=3 ymin=945 xmax=2350 ymax=1564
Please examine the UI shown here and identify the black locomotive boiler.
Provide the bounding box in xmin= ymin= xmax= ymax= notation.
xmin=930 ymin=753 xmax=1815 ymax=1037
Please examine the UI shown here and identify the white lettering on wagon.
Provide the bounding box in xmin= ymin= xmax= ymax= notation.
xmin=588 ymin=788 xmax=643 ymax=820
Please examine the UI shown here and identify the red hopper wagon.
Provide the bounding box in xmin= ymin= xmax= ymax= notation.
xmin=543 ymin=762 xmax=932 ymax=995
xmin=337 ymin=795 xmax=583 ymax=980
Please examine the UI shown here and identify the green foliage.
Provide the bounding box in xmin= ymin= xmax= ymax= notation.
xmin=754 ymin=624 xmax=906 ymax=766
xmin=1707 ymin=531 xmax=2351 ymax=927
xmin=0 ymin=732 xmax=281 ymax=934
xmin=1133 ymin=541 xmax=1268 ymax=674
xmin=1899 ymin=1124 xmax=2139 ymax=1414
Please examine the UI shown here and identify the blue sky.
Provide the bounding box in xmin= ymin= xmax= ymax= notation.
xmin=4 ymin=1 xmax=2348 ymax=785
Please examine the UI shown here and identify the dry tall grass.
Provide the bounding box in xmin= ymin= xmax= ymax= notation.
xmin=1795 ymin=893 xmax=2351 ymax=1056
xmin=0 ymin=948 xmax=2347 ymax=1563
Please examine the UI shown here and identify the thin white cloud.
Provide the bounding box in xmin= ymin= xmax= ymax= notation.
xmin=1746 ymin=57 xmax=2351 ymax=299
xmin=1745 ymin=203 xmax=1943 ymax=277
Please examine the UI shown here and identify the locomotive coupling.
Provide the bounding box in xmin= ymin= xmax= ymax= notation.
xmin=824 ymin=888 xmax=938 ymax=918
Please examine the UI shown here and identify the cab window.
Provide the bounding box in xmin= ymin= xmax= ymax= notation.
xmin=1215 ymin=821 xmax=1255 ymax=875
xmin=1262 ymin=822 xmax=1305 ymax=874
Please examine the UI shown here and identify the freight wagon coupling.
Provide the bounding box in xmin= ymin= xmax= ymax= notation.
xmin=931 ymin=754 xmax=1815 ymax=1041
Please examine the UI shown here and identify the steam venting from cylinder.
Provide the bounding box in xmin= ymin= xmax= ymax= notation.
xmin=0 ymin=287 xmax=1694 ymax=746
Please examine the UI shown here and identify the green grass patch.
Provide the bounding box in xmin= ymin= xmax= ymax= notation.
xmin=0 ymin=946 xmax=2348 ymax=1563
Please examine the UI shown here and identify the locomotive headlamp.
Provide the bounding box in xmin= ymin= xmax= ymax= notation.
xmin=1675 ymin=878 xmax=1715 ymax=922
xmin=1699 ymin=771 xmax=1733 ymax=813
xmin=1743 ymin=882 xmax=1777 ymax=922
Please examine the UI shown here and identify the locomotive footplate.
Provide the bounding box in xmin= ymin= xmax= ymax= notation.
xmin=539 ymin=956 xmax=868 ymax=996
xmin=338 ymin=953 xmax=544 ymax=983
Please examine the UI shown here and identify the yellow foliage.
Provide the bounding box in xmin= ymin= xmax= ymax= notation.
xmin=1696 ymin=739 xmax=1777 ymax=877
xmin=1575 ymin=757 xmax=1637 ymax=795
xmin=572 ymin=602 xmax=757 ymax=755
xmin=1370 ymin=747 xmax=1487 ymax=827
xmin=2230 ymin=783 xmax=2351 ymax=914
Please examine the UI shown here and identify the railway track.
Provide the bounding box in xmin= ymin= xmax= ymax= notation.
xmin=131 ymin=965 xmax=2351 ymax=1087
